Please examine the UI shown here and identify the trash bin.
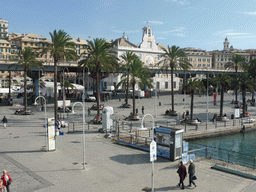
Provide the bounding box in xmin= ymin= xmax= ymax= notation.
xmin=231 ymin=114 xmax=234 ymax=119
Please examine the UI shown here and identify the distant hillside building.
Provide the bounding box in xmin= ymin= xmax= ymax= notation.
xmin=0 ymin=18 xmax=8 ymax=39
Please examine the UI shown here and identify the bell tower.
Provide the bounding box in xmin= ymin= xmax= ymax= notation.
xmin=223 ymin=36 xmax=230 ymax=51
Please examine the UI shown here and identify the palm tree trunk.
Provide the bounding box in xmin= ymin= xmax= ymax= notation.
xmin=190 ymin=91 xmax=194 ymax=120
xmin=125 ymin=71 xmax=130 ymax=104
xmin=8 ymin=71 xmax=11 ymax=99
xmin=132 ymin=82 xmax=136 ymax=116
xmin=171 ymin=66 xmax=174 ymax=111
xmin=235 ymin=68 xmax=238 ymax=102
xmin=54 ymin=58 xmax=58 ymax=123
xmin=242 ymin=89 xmax=246 ymax=116
xmin=24 ymin=69 xmax=27 ymax=111
xmin=220 ymin=87 xmax=224 ymax=117
xmin=96 ymin=64 xmax=100 ymax=116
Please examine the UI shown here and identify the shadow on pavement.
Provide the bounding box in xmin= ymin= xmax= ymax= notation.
xmin=110 ymin=153 xmax=169 ymax=165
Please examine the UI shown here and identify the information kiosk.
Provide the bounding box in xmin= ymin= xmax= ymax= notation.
xmin=154 ymin=127 xmax=184 ymax=161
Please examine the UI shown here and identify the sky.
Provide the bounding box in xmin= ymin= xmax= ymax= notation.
xmin=1 ymin=0 xmax=256 ymax=51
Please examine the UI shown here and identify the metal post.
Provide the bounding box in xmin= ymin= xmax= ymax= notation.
xmin=228 ymin=151 xmax=230 ymax=164
xmin=72 ymin=102 xmax=86 ymax=170
xmin=35 ymin=96 xmax=47 ymax=150
xmin=206 ymin=72 xmax=209 ymax=130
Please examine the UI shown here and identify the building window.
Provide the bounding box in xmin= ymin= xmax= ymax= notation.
xmin=6 ymin=48 xmax=10 ymax=53
xmin=76 ymin=45 xmax=80 ymax=48
xmin=24 ymin=42 xmax=27 ymax=46
xmin=203 ymin=59 xmax=206 ymax=62
xmin=198 ymin=58 xmax=201 ymax=62
xmin=0 ymin=48 xmax=3 ymax=52
xmin=165 ymin=82 xmax=168 ymax=89
xmin=104 ymin=82 xmax=107 ymax=88
xmin=30 ymin=43 xmax=33 ymax=46
xmin=207 ymin=59 xmax=210 ymax=62
xmin=156 ymin=82 xmax=160 ymax=89
xmin=35 ymin=43 xmax=38 ymax=46
xmin=174 ymin=82 xmax=176 ymax=89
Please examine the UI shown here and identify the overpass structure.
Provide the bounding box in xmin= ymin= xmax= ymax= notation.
xmin=0 ymin=60 xmax=241 ymax=77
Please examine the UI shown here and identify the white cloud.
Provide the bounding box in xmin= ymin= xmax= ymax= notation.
xmin=212 ymin=29 xmax=234 ymax=36
xmin=243 ymin=11 xmax=256 ymax=15
xmin=145 ymin=20 xmax=164 ymax=25
xmin=157 ymin=37 xmax=166 ymax=39
xmin=155 ymin=27 xmax=185 ymax=34
xmin=173 ymin=33 xmax=186 ymax=37
xmin=113 ymin=30 xmax=139 ymax=33
xmin=226 ymin=33 xmax=250 ymax=36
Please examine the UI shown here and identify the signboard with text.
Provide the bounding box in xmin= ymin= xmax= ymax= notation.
xmin=150 ymin=140 xmax=157 ymax=162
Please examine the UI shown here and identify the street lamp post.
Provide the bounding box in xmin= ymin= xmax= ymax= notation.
xmin=34 ymin=96 xmax=47 ymax=150
xmin=72 ymin=102 xmax=86 ymax=170
xmin=63 ymin=67 xmax=69 ymax=119
xmin=83 ymin=67 xmax=90 ymax=118
xmin=140 ymin=114 xmax=155 ymax=192
xmin=38 ymin=68 xmax=44 ymax=111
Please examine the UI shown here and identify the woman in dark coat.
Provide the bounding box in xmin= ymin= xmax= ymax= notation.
xmin=177 ymin=161 xmax=187 ymax=189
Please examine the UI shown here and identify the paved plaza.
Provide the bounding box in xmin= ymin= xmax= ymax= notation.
xmin=0 ymin=93 xmax=256 ymax=192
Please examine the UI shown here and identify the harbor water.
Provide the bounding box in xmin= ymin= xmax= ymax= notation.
xmin=188 ymin=131 xmax=256 ymax=167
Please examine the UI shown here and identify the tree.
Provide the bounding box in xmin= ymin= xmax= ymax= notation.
xmin=48 ymin=30 xmax=78 ymax=122
xmin=11 ymin=47 xmax=43 ymax=111
xmin=214 ymin=73 xmax=231 ymax=117
xmin=234 ymin=73 xmax=255 ymax=116
xmin=225 ymin=54 xmax=246 ymax=102
xmin=246 ymin=59 xmax=256 ymax=102
xmin=159 ymin=45 xmax=192 ymax=115
xmin=60 ymin=80 xmax=74 ymax=97
xmin=184 ymin=78 xmax=204 ymax=120
xmin=127 ymin=58 xmax=152 ymax=117
xmin=79 ymin=38 xmax=119 ymax=116
xmin=119 ymin=51 xmax=139 ymax=105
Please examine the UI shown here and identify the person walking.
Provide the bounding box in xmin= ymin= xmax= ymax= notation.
xmin=177 ymin=161 xmax=187 ymax=190
xmin=1 ymin=116 xmax=8 ymax=129
xmin=142 ymin=106 xmax=144 ymax=114
xmin=88 ymin=107 xmax=91 ymax=117
xmin=0 ymin=180 xmax=6 ymax=192
xmin=188 ymin=160 xmax=197 ymax=188
xmin=1 ymin=170 xmax=12 ymax=192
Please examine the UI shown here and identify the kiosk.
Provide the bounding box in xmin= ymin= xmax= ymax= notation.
xmin=154 ymin=127 xmax=184 ymax=161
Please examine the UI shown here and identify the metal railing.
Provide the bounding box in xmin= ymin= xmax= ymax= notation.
xmin=188 ymin=143 xmax=256 ymax=175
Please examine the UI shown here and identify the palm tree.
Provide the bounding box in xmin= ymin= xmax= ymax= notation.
xmin=128 ymin=58 xmax=152 ymax=117
xmin=79 ymin=38 xmax=119 ymax=116
xmin=214 ymin=73 xmax=231 ymax=117
xmin=184 ymin=78 xmax=204 ymax=120
xmin=246 ymin=59 xmax=256 ymax=103
xmin=48 ymin=30 xmax=78 ymax=122
xmin=11 ymin=47 xmax=43 ymax=111
xmin=225 ymin=54 xmax=246 ymax=102
xmin=120 ymin=51 xmax=139 ymax=105
xmin=234 ymin=73 xmax=255 ymax=116
xmin=61 ymin=80 xmax=74 ymax=98
xmin=159 ymin=45 xmax=192 ymax=115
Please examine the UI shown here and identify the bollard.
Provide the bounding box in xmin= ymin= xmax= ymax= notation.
xmin=73 ymin=122 xmax=75 ymax=132
xmin=196 ymin=124 xmax=198 ymax=130
xmin=159 ymin=102 xmax=161 ymax=106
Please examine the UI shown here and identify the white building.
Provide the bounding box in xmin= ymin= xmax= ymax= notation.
xmin=102 ymin=26 xmax=181 ymax=91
